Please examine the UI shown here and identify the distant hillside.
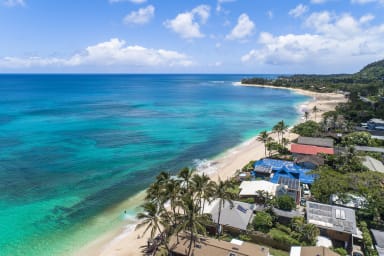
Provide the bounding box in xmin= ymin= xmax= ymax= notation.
xmin=242 ymin=59 xmax=384 ymax=96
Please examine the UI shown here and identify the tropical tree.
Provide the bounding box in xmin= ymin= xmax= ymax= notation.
xmin=312 ymin=105 xmax=319 ymax=121
xmin=304 ymin=111 xmax=309 ymax=121
xmin=191 ymin=173 xmax=215 ymax=214
xmin=175 ymin=195 xmax=210 ymax=256
xmin=178 ymin=167 xmax=194 ymax=192
xmin=212 ymin=178 xmax=236 ymax=237
xmin=257 ymin=130 xmax=270 ymax=156
xmin=136 ymin=201 xmax=171 ymax=252
xmin=273 ymin=120 xmax=289 ymax=145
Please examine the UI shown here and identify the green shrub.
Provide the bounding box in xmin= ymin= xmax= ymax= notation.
xmin=291 ymin=121 xmax=320 ymax=137
xmin=276 ymin=195 xmax=296 ymax=211
xmin=238 ymin=233 xmax=252 ymax=241
xmin=252 ymin=211 xmax=273 ymax=233
xmin=268 ymin=228 xmax=300 ymax=246
xmin=333 ymin=247 xmax=347 ymax=256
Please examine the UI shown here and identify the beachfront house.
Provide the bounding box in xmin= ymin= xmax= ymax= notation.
xmin=295 ymin=155 xmax=325 ymax=170
xmin=168 ymin=233 xmax=269 ymax=256
xmin=239 ymin=180 xmax=281 ymax=199
xmin=291 ymin=136 xmax=334 ymax=156
xmin=290 ymin=246 xmax=340 ymax=256
xmin=253 ymin=158 xmax=316 ymax=185
xmin=276 ymin=176 xmax=301 ymax=205
xmin=203 ymin=199 xmax=254 ymax=232
xmin=306 ymin=201 xmax=361 ymax=247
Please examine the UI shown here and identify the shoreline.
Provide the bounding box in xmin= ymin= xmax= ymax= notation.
xmin=75 ymin=83 xmax=347 ymax=256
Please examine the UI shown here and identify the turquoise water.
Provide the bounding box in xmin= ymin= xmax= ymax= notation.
xmin=0 ymin=74 xmax=309 ymax=255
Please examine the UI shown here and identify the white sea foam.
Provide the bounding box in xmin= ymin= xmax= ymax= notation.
xmin=211 ymin=80 xmax=225 ymax=84
xmin=193 ymin=159 xmax=218 ymax=175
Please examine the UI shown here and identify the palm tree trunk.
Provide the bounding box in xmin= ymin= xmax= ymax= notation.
xmin=217 ymin=200 xmax=222 ymax=239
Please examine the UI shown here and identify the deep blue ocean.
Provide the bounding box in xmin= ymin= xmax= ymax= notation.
xmin=0 ymin=74 xmax=309 ymax=255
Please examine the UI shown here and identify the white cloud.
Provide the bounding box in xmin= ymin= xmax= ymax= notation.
xmin=109 ymin=0 xmax=147 ymax=4
xmin=0 ymin=38 xmax=193 ymax=68
xmin=310 ymin=0 xmax=327 ymax=4
xmin=267 ymin=10 xmax=274 ymax=19
xmin=360 ymin=14 xmax=375 ymax=24
xmin=351 ymin=0 xmax=384 ymax=4
xmin=123 ymin=5 xmax=154 ymax=25
xmin=289 ymin=4 xmax=308 ymax=18
xmin=164 ymin=5 xmax=210 ymax=39
xmin=3 ymin=0 xmax=25 ymax=7
xmin=242 ymin=12 xmax=384 ymax=72
xmin=226 ymin=13 xmax=255 ymax=40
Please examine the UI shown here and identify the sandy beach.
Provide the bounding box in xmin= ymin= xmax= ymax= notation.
xmin=75 ymin=83 xmax=347 ymax=256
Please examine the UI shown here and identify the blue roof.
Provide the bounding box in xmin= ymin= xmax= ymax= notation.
xmin=254 ymin=158 xmax=316 ymax=184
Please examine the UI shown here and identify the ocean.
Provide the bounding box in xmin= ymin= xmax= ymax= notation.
xmin=0 ymin=74 xmax=309 ymax=255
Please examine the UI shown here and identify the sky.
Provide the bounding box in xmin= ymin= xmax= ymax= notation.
xmin=0 ymin=0 xmax=384 ymax=74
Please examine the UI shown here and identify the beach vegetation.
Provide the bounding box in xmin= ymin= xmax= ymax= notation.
xmin=275 ymin=195 xmax=296 ymax=211
xmin=333 ymin=247 xmax=348 ymax=256
xmin=257 ymin=130 xmax=271 ymax=157
xmin=252 ymin=211 xmax=274 ymax=233
xmin=291 ymin=120 xmax=321 ymax=137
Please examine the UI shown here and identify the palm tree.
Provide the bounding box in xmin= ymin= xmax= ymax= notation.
xmin=273 ymin=120 xmax=288 ymax=145
xmin=212 ymin=178 xmax=236 ymax=237
xmin=257 ymin=130 xmax=270 ymax=156
xmin=191 ymin=173 xmax=215 ymax=214
xmin=178 ymin=167 xmax=194 ymax=192
xmin=312 ymin=105 xmax=319 ymax=122
xmin=272 ymin=122 xmax=282 ymax=144
xmin=136 ymin=201 xmax=171 ymax=252
xmin=302 ymin=223 xmax=320 ymax=245
xmin=175 ymin=195 xmax=210 ymax=256
xmin=279 ymin=120 xmax=289 ymax=144
xmin=304 ymin=111 xmax=309 ymax=121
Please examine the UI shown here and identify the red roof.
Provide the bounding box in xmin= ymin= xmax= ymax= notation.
xmin=290 ymin=143 xmax=334 ymax=155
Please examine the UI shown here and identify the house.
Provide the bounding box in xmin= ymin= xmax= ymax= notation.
xmin=306 ymin=201 xmax=360 ymax=243
xmin=291 ymin=144 xmax=334 ymax=155
xmin=361 ymin=156 xmax=384 ymax=173
xmin=168 ymin=233 xmax=269 ymax=256
xmin=298 ymin=137 xmax=334 ymax=148
xmin=239 ymin=180 xmax=281 ymax=198
xmin=203 ymin=199 xmax=254 ymax=231
xmin=252 ymin=165 xmax=273 ymax=178
xmin=277 ymin=176 xmax=301 ymax=204
xmin=295 ymin=155 xmax=325 ymax=169
xmin=254 ymin=158 xmax=316 ymax=185
xmin=354 ymin=145 xmax=384 ymax=154
xmin=371 ymin=229 xmax=384 ymax=256
xmin=290 ymin=246 xmax=340 ymax=256
xmin=291 ymin=136 xmax=334 ymax=156
xmin=367 ymin=118 xmax=384 ymax=131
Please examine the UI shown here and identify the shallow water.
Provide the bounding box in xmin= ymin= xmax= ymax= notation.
xmin=0 ymin=74 xmax=309 ymax=255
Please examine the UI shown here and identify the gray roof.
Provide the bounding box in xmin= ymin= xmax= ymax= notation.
xmin=371 ymin=229 xmax=384 ymax=256
xmin=254 ymin=165 xmax=272 ymax=174
xmin=354 ymin=146 xmax=384 ymax=153
xmin=298 ymin=137 xmax=334 ymax=148
xmin=207 ymin=200 xmax=254 ymax=231
xmin=362 ymin=156 xmax=384 ymax=173
xmin=278 ymin=176 xmax=300 ymax=190
xmin=272 ymin=208 xmax=303 ymax=219
xmin=306 ymin=201 xmax=357 ymax=235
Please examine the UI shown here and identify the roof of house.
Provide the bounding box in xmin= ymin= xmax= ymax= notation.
xmin=291 ymin=143 xmax=335 ymax=155
xmin=371 ymin=229 xmax=384 ymax=256
xmin=239 ymin=180 xmax=280 ymax=197
xmin=278 ymin=176 xmax=300 ymax=191
xmin=306 ymin=201 xmax=357 ymax=235
xmin=354 ymin=146 xmax=384 ymax=153
xmin=362 ymin=156 xmax=384 ymax=173
xmin=203 ymin=199 xmax=254 ymax=231
xmin=290 ymin=246 xmax=340 ymax=256
xmin=272 ymin=208 xmax=303 ymax=219
xmin=254 ymin=158 xmax=316 ymax=184
xmin=168 ymin=232 xmax=269 ymax=256
xmin=298 ymin=137 xmax=334 ymax=148
xmin=254 ymin=165 xmax=272 ymax=174
xmin=295 ymin=155 xmax=325 ymax=166
xmin=369 ymin=118 xmax=384 ymax=124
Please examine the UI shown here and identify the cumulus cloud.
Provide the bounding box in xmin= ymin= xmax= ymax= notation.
xmin=164 ymin=5 xmax=210 ymax=39
xmin=242 ymin=12 xmax=384 ymax=70
xmin=123 ymin=5 xmax=154 ymax=25
xmin=0 ymin=38 xmax=193 ymax=68
xmin=310 ymin=0 xmax=327 ymax=4
xmin=109 ymin=0 xmax=147 ymax=3
xmin=3 ymin=0 xmax=25 ymax=7
xmin=226 ymin=13 xmax=255 ymax=40
xmin=289 ymin=4 xmax=308 ymax=18
xmin=351 ymin=0 xmax=384 ymax=4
